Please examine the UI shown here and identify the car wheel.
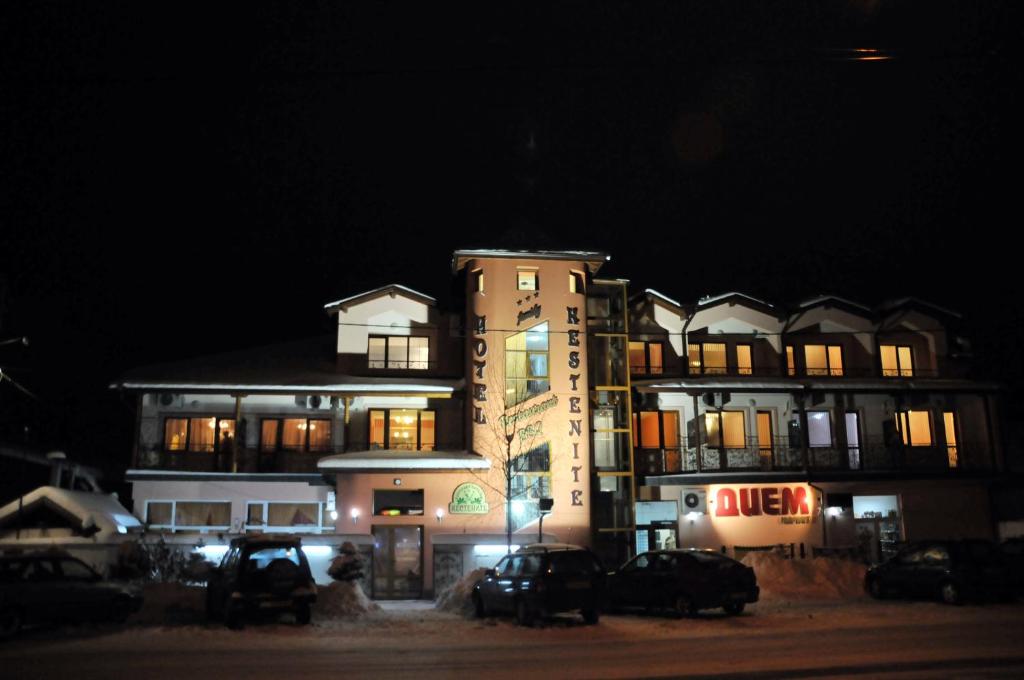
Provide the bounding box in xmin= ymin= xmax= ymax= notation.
xmin=0 ymin=607 xmax=22 ymax=640
xmin=723 ymin=601 xmax=745 ymax=615
xmin=581 ymin=607 xmax=600 ymax=625
xmin=867 ymin=577 xmax=886 ymax=600
xmin=674 ymin=594 xmax=696 ymax=618
xmin=940 ymin=581 xmax=964 ymax=606
xmin=472 ymin=591 xmax=488 ymax=618
xmin=295 ymin=603 xmax=311 ymax=625
xmin=515 ymin=599 xmax=533 ymax=627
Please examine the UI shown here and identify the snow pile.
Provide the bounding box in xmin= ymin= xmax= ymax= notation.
xmin=741 ymin=552 xmax=867 ymax=601
xmin=435 ymin=568 xmax=488 ymax=617
xmin=131 ymin=582 xmax=206 ymax=625
xmin=316 ymin=580 xmax=380 ymax=618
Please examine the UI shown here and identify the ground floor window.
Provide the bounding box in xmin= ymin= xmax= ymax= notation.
xmin=373 ymin=490 xmax=424 ymax=516
xmin=144 ymin=500 xmax=231 ymax=532
xmin=510 ymin=442 xmax=551 ymax=532
xmin=244 ymin=501 xmax=325 ymax=532
xmin=853 ymin=495 xmax=902 ymax=563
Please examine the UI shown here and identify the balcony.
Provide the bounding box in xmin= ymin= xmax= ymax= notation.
xmin=135 ymin=446 xmax=339 ymax=474
xmin=636 ymin=435 xmax=988 ymax=476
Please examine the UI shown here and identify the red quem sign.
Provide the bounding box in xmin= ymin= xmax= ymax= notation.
xmin=714 ymin=486 xmax=810 ymax=517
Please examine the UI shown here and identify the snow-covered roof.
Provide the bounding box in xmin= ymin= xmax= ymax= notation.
xmin=0 ymin=486 xmax=141 ymax=539
xmin=797 ymin=295 xmax=872 ymax=313
xmin=318 ymin=450 xmax=490 ymax=471
xmin=697 ymin=292 xmax=775 ymax=309
xmin=633 ymin=377 xmax=998 ymax=393
xmin=452 ymin=249 xmax=610 ymax=273
xmin=644 ymin=288 xmax=684 ymax=309
xmin=323 ymin=284 xmax=437 ymax=312
xmin=114 ymin=380 xmax=456 ymax=394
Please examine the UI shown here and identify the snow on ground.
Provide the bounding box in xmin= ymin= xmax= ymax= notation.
xmin=316 ymin=580 xmax=381 ymax=618
xmin=741 ymin=552 xmax=867 ymax=601
xmin=434 ymin=568 xmax=488 ymax=618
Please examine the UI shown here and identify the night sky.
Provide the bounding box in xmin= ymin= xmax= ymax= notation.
xmin=2 ymin=2 xmax=1022 ymax=482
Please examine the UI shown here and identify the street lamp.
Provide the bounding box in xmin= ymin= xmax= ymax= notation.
xmin=537 ymin=498 xmax=553 ymax=544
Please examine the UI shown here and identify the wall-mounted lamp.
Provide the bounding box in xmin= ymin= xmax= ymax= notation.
xmin=350 ymin=508 xmax=360 ymax=524
xmin=330 ymin=510 xmax=339 ymax=521
xmin=435 ymin=508 xmax=444 ymax=523
xmin=686 ymin=511 xmax=704 ymax=522
xmin=826 ymin=506 xmax=843 ymax=518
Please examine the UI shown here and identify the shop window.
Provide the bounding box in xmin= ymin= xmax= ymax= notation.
xmin=806 ymin=411 xmax=833 ymax=447
xmin=786 ymin=346 xmax=796 ymax=376
xmin=688 ymin=342 xmax=727 ymax=375
xmin=629 ymin=341 xmax=663 ymax=375
xmin=705 ymin=411 xmax=746 ymax=449
xmin=145 ymin=500 xmax=231 ymax=532
xmin=261 ymin=418 xmax=332 ymax=452
xmin=804 ymin=345 xmax=843 ymax=377
xmin=373 ymin=490 xmax=424 ymax=516
xmin=368 ymin=409 xmax=436 ymax=451
xmin=367 ymin=335 xmax=429 ymax=370
xmin=505 ymin=321 xmax=550 ymax=407
xmin=880 ymin=345 xmax=914 ymax=377
xmin=510 ymin=443 xmax=551 ymax=532
xmin=517 ymin=269 xmax=538 ymax=291
xmin=163 ymin=417 xmax=235 ymax=453
xmin=896 ymin=411 xmax=933 ymax=446
xmin=569 ymin=270 xmax=585 ymax=294
xmin=736 ymin=344 xmax=753 ymax=376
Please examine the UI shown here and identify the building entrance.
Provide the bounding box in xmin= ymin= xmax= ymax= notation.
xmin=371 ymin=525 xmax=423 ymax=599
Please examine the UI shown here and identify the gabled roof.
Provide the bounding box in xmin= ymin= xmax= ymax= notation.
xmin=797 ymin=295 xmax=873 ymax=314
xmin=110 ymin=335 xmax=461 ymax=394
xmin=697 ymin=291 xmax=775 ymax=310
xmin=0 ymin=486 xmax=141 ymax=539
xmin=452 ymin=249 xmax=610 ymax=274
xmin=643 ymin=288 xmax=685 ymax=311
xmin=877 ymin=297 xmax=962 ymax=320
xmin=323 ymin=284 xmax=436 ymax=313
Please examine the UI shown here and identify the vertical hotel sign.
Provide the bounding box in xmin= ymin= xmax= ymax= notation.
xmin=567 ymin=305 xmax=583 ymax=507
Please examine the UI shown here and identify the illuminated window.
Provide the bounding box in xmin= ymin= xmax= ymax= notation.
xmin=163 ymin=417 xmax=235 ymax=453
xmin=786 ymin=346 xmax=796 ymax=376
xmin=629 ymin=340 xmax=664 ymax=375
xmin=245 ymin=501 xmax=325 ymax=531
xmin=145 ymin=500 xmax=231 ymax=532
xmin=260 ymin=418 xmax=332 ymax=452
xmin=757 ymin=411 xmax=774 ymax=458
xmin=896 ymin=411 xmax=933 ymax=447
xmin=736 ymin=344 xmax=753 ymax=376
xmin=806 ymin=411 xmax=833 ymax=447
xmin=632 ymin=411 xmax=679 ymax=449
xmin=368 ymin=409 xmax=436 ymax=451
xmin=373 ymin=490 xmax=424 ymax=516
xmin=510 ymin=443 xmax=551 ymax=532
xmin=569 ymin=270 xmax=585 ymax=294
xmin=472 ymin=269 xmax=484 ymax=293
xmin=517 ymin=269 xmax=538 ymax=291
xmin=367 ymin=335 xmax=429 ymax=370
xmin=705 ymin=411 xmax=746 ymax=449
xmin=880 ymin=345 xmax=914 ymax=377
xmin=688 ymin=342 xmax=727 ymax=375
xmin=505 ymin=321 xmax=549 ymax=407
xmin=804 ymin=345 xmax=843 ymax=376
xmin=943 ymin=412 xmax=958 ymax=468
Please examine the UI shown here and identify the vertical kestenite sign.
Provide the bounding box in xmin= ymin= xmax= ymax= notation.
xmin=567 ymin=304 xmax=583 ymax=507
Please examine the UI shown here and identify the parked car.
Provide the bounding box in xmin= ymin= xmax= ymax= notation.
xmin=472 ymin=543 xmax=605 ymax=626
xmin=607 ymin=549 xmax=759 ymax=616
xmin=1000 ymin=537 xmax=1024 ymax=593
xmin=865 ymin=539 xmax=1016 ymax=605
xmin=0 ymin=552 xmax=143 ymax=639
xmin=205 ymin=535 xmax=317 ymax=628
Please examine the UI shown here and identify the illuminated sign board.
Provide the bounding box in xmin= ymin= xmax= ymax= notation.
xmin=449 ymin=482 xmax=489 ymax=514
xmin=714 ymin=486 xmax=811 ymax=518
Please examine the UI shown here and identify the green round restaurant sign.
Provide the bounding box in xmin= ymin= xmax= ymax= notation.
xmin=449 ymin=482 xmax=489 ymax=514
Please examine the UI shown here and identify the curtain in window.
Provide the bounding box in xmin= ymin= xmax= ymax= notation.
xmin=389 ymin=410 xmax=418 ymax=449
xmin=175 ymin=501 xmax=230 ymax=527
xmin=307 ymin=419 xmax=331 ymax=452
xmin=281 ymin=419 xmax=305 ymax=450
xmin=408 ymin=337 xmax=429 ymax=369
xmin=165 ymin=419 xmax=188 ymax=451
xmin=387 ymin=337 xmax=407 ymax=369
xmin=146 ymin=502 xmax=173 ymax=525
xmin=260 ymin=420 xmax=279 ymax=452
xmin=268 ymin=502 xmax=319 ymax=527
xmin=420 ymin=411 xmax=435 ymax=451
xmin=190 ymin=417 xmax=216 ymax=452
xmin=369 ymin=411 xmax=386 ymax=449
xmin=807 ymin=411 xmax=832 ymax=447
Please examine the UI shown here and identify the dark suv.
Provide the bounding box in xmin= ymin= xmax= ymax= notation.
xmin=205 ymin=535 xmax=317 ymax=628
xmin=472 ymin=544 xmax=605 ymax=626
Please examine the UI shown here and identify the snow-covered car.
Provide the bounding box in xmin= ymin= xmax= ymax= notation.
xmin=471 ymin=544 xmax=605 ymax=626
xmin=607 ymin=549 xmax=759 ymax=616
xmin=0 ymin=552 xmax=143 ymax=638
xmin=866 ymin=540 xmax=1016 ymax=605
xmin=205 ymin=535 xmax=317 ymax=628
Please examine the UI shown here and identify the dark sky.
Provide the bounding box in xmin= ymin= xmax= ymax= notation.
xmin=2 ymin=1 xmax=1022 ymax=476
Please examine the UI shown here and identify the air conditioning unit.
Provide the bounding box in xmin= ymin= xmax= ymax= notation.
xmin=680 ymin=487 xmax=707 ymax=515
xmin=308 ymin=395 xmax=323 ymax=409
xmin=158 ymin=393 xmax=183 ymax=407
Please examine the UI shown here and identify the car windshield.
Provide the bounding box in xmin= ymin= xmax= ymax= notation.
xmin=686 ymin=551 xmax=735 ymax=565
xmin=245 ymin=546 xmax=301 ymax=570
xmin=58 ymin=559 xmax=97 ymax=580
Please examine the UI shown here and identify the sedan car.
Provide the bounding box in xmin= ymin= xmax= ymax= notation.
xmin=865 ymin=540 xmax=1016 ymax=604
xmin=0 ymin=553 xmax=143 ymax=638
xmin=607 ymin=549 xmax=759 ymax=616
xmin=472 ymin=544 xmax=605 ymax=626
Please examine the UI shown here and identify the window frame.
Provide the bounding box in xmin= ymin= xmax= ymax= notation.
xmin=632 ymin=411 xmax=679 ymax=450
xmin=629 ymin=340 xmax=664 ymax=376
xmin=896 ymin=410 xmax=934 ymax=447
xmin=516 ymin=268 xmax=539 ymax=291
xmin=704 ymin=410 xmax=747 ymax=449
xmin=259 ymin=417 xmax=333 ymax=453
xmin=367 ymin=334 xmax=430 ymax=370
xmin=802 ymin=344 xmax=844 ymax=377
xmin=244 ymin=500 xmax=326 ymax=533
xmin=143 ymin=499 xmax=232 ymax=533
xmin=367 ymin=408 xmax=437 ymax=451
xmin=688 ymin=342 xmax=728 ymax=375
xmin=505 ymin=321 xmax=551 ymax=407
xmin=736 ymin=344 xmax=754 ymax=376
xmin=880 ymin=344 xmax=915 ymax=377
xmin=805 ymin=410 xmax=834 ymax=448
xmin=510 ymin=442 xmax=552 ymax=531
xmin=162 ymin=416 xmax=236 ymax=453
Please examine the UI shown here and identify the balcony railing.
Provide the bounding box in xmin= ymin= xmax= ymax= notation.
xmin=675 ymin=366 xmax=942 ymax=380
xmin=636 ymin=435 xmax=989 ymax=476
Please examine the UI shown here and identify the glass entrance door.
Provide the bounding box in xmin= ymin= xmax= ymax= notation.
xmin=371 ymin=525 xmax=423 ymax=599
